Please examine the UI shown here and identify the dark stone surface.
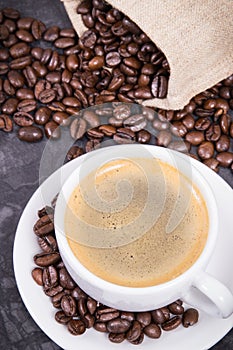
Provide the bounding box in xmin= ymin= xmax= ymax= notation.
xmin=0 ymin=0 xmax=232 ymax=349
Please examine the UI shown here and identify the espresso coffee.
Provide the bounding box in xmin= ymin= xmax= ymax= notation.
xmin=65 ymin=158 xmax=209 ymax=287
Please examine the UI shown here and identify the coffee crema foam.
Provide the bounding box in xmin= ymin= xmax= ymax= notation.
xmin=65 ymin=158 xmax=209 ymax=287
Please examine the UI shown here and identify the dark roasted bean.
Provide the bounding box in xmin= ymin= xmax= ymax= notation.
xmin=9 ymin=42 xmax=30 ymax=58
xmin=38 ymin=235 xmax=57 ymax=253
xmin=43 ymin=284 xmax=63 ymax=297
xmin=0 ymin=114 xmax=13 ymax=132
xmin=170 ymin=121 xmax=187 ymax=137
xmin=195 ymin=117 xmax=211 ymax=131
xmin=35 ymin=106 xmax=51 ymax=125
xmin=17 ymin=99 xmax=37 ymax=113
xmin=16 ymin=29 xmax=34 ymax=42
xmin=31 ymin=19 xmax=46 ymax=40
xmin=55 ymin=311 xmax=72 ymax=325
xmin=61 ymin=295 xmax=77 ymax=317
xmin=70 ymin=118 xmax=87 ymax=139
xmin=66 ymin=146 xmax=84 ymax=161
xmin=216 ymin=135 xmax=230 ymax=152
xmin=126 ymin=321 xmax=142 ymax=342
xmin=220 ymin=114 xmax=231 ymax=134
xmin=94 ymin=322 xmax=108 ymax=332
xmin=197 ymin=141 xmax=214 ymax=159
xmin=16 ymin=88 xmax=34 ymax=100
xmin=8 ymin=70 xmax=25 ymax=88
xmin=43 ymin=266 xmax=58 ymax=288
xmin=206 ymin=123 xmax=221 ymax=142
xmin=33 ymin=214 xmax=54 ymax=236
xmin=10 ymin=55 xmax=32 ymax=69
xmin=0 ymin=48 xmax=9 ymax=61
xmin=31 ymin=268 xmax=43 ymax=286
xmin=52 ymin=291 xmax=67 ymax=308
xmin=44 ymin=121 xmax=60 ymax=139
xmin=108 ymin=332 xmax=125 ymax=343
xmin=162 ymin=316 xmax=182 ymax=331
xmin=53 ymin=111 xmax=70 ymax=126
xmin=107 ymin=318 xmax=131 ymax=333
xmin=43 ymin=26 xmax=60 ymax=42
xmin=144 ymin=323 xmax=161 ymax=338
xmin=130 ymin=332 xmax=144 ymax=345
xmin=13 ymin=112 xmax=34 ymax=126
xmin=3 ymin=8 xmax=20 ymax=19
xmin=136 ymin=312 xmax=151 ymax=328
xmin=137 ymin=129 xmax=151 ymax=143
xmin=39 ymin=89 xmax=56 ymax=103
xmin=216 ymin=152 xmax=233 ymax=167
xmin=78 ymin=298 xmax=87 ymax=317
xmin=2 ymin=97 xmax=18 ymax=114
xmin=98 ymin=124 xmax=116 ymax=136
xmin=203 ymin=158 xmax=219 ymax=172
xmin=151 ymin=75 xmax=168 ymax=98
xmin=59 ymin=267 xmax=76 ymax=290
xmin=0 ymin=24 xmax=9 ymax=40
xmin=34 ymin=252 xmax=60 ymax=267
xmin=185 ymin=131 xmax=205 ymax=145
xmin=182 ymin=308 xmax=199 ymax=327
xmin=68 ymin=319 xmax=86 ymax=335
xmin=71 ymin=286 xmax=87 ymax=300
xmin=54 ymin=37 xmax=75 ymax=49
xmin=168 ymin=302 xmax=185 ymax=315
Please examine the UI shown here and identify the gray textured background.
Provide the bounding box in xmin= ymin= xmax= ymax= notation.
xmin=0 ymin=0 xmax=232 ymax=348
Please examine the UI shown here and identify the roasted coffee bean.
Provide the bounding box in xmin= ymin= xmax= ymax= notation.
xmin=63 ymin=97 xmax=81 ymax=108
xmin=32 ymin=61 xmax=48 ymax=77
xmin=16 ymin=29 xmax=34 ymax=42
xmin=72 ymin=286 xmax=87 ymax=300
xmin=206 ymin=124 xmax=221 ymax=142
xmin=157 ymin=130 xmax=172 ymax=147
xmin=74 ymin=89 xmax=88 ymax=108
xmin=60 ymin=28 xmax=76 ymax=38
xmin=197 ymin=141 xmax=214 ymax=160
xmin=17 ymin=17 xmax=34 ymax=30
xmin=2 ymin=97 xmax=18 ymax=114
xmin=134 ymin=87 xmax=152 ymax=99
xmin=31 ymin=19 xmax=46 ymax=40
xmin=130 ymin=332 xmax=144 ymax=345
xmin=94 ymin=322 xmax=108 ymax=333
xmin=0 ymin=62 xmax=8 ymax=74
xmin=168 ymin=140 xmax=191 ymax=153
xmin=86 ymin=297 xmax=97 ymax=315
xmin=151 ymin=307 xmax=170 ymax=324
xmin=168 ymin=302 xmax=184 ymax=315
xmin=10 ymin=55 xmax=32 ymax=70
xmin=0 ymin=48 xmax=9 ymax=61
xmin=9 ymin=42 xmax=31 ymax=59
xmin=52 ymin=111 xmax=70 ymax=126
xmin=151 ymin=75 xmax=168 ymax=98
xmin=0 ymin=114 xmax=13 ymax=132
xmin=137 ymin=129 xmax=151 ymax=143
xmin=182 ymin=308 xmax=199 ymax=328
xmin=34 ymin=252 xmax=60 ymax=267
xmin=44 ymin=121 xmax=61 ymax=139
xmin=43 ymin=26 xmax=60 ymax=42
xmin=38 ymin=206 xmax=54 ymax=218
xmin=136 ymin=312 xmax=151 ymax=327
xmin=46 ymin=72 xmax=61 ymax=84
xmin=35 ymin=106 xmax=51 ymax=125
xmin=220 ymin=114 xmax=231 ymax=134
xmin=3 ymin=7 xmax=20 ymax=19
xmin=97 ymin=310 xmax=120 ymax=322
xmin=70 ymin=118 xmax=87 ymax=139
xmin=162 ymin=316 xmax=182 ymax=331
xmin=17 ymin=99 xmax=37 ymax=113
xmin=8 ymin=70 xmax=25 ymax=88
xmin=43 ymin=266 xmax=58 ymax=288
xmin=0 ymin=24 xmax=9 ymax=40
xmin=44 ymin=284 xmax=63 ymax=297
xmin=82 ymin=313 xmax=95 ymax=328
xmin=85 ymin=138 xmax=101 ymax=152
xmin=59 ymin=267 xmax=76 ymax=290
xmin=52 ymin=291 xmax=67 ymax=308
xmin=82 ymin=110 xmax=100 ymax=127
xmin=86 ymin=127 xmax=104 ymax=138
xmin=98 ymin=124 xmax=116 ymax=136
xmin=38 ymin=235 xmax=57 ymax=253
xmin=216 ymin=135 xmax=230 ymax=152
xmin=61 ymin=295 xmax=77 ymax=317
xmin=66 ymin=53 xmax=79 ymax=72
xmin=144 ymin=323 xmax=161 ymax=338
xmin=3 ymin=79 xmax=15 ymax=95
xmin=13 ymin=112 xmax=34 ymax=126
xmin=78 ymin=298 xmax=87 ymax=317
xmin=55 ymin=311 xmax=72 ymax=325
xmin=120 ymin=312 xmax=135 ymax=322
xmin=33 ymin=214 xmax=54 ymax=236
xmin=66 ymin=146 xmax=84 ymax=161
xmin=185 ymin=131 xmax=205 ymax=145
xmin=88 ymin=55 xmax=105 ymax=70
xmin=54 ymin=37 xmax=75 ymax=49
xmin=195 ymin=117 xmax=211 ymax=131
xmin=18 ymin=125 xmax=43 ymax=141
xmin=126 ymin=321 xmax=142 ymax=342
xmin=107 ymin=318 xmax=131 ymax=333
xmin=3 ymin=33 xmax=18 ymax=48
xmin=106 ymin=51 xmax=121 ymax=67
xmin=203 ymin=158 xmax=219 ymax=172
xmin=216 ymin=152 xmax=233 ymax=167
xmin=108 ymin=332 xmax=125 ymax=343
xmin=170 ymin=121 xmax=187 ymax=137
xmin=39 ymin=89 xmax=56 ymax=103
xmin=4 ymin=19 xmax=16 ymax=33
xmin=31 ymin=267 xmax=43 ymax=286
xmin=16 ymin=88 xmax=34 ymax=100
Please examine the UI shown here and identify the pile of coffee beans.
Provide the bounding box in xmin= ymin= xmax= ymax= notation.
xmin=0 ymin=3 xmax=169 ymax=142
xmin=32 ymin=203 xmax=199 ymax=344
xmin=0 ymin=4 xmax=233 ymax=174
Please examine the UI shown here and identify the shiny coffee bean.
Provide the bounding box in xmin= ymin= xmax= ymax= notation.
xmin=151 ymin=307 xmax=170 ymax=324
xmin=216 ymin=152 xmax=233 ymax=167
xmin=203 ymin=158 xmax=219 ymax=172
xmin=162 ymin=316 xmax=182 ymax=331
xmin=8 ymin=70 xmax=25 ymax=88
xmin=68 ymin=320 xmax=86 ymax=335
xmin=33 ymin=252 xmax=60 ymax=267
xmin=216 ymin=135 xmax=230 ymax=152
xmin=38 ymin=235 xmax=57 ymax=253
xmin=43 ymin=266 xmax=58 ymax=288
xmin=182 ymin=308 xmax=199 ymax=328
xmin=107 ymin=319 xmax=131 ymax=333
xmin=59 ymin=267 xmax=76 ymax=290
xmin=35 ymin=106 xmax=52 ymax=125
xmin=94 ymin=322 xmax=108 ymax=333
xmin=2 ymin=97 xmax=18 ymax=114
xmin=108 ymin=332 xmax=125 ymax=343
xmin=44 ymin=121 xmax=60 ymax=139
xmin=33 ymin=214 xmax=54 ymax=236
xmin=168 ymin=302 xmax=184 ymax=315
xmin=9 ymin=42 xmax=31 ymax=58
xmin=17 ymin=126 xmax=43 ymax=142
xmin=136 ymin=312 xmax=151 ymax=327
xmin=61 ymin=295 xmax=77 ymax=317
xmin=144 ymin=323 xmax=161 ymax=338
xmin=197 ymin=141 xmax=214 ymax=160
xmin=55 ymin=311 xmax=72 ymax=325
xmin=39 ymin=89 xmax=56 ymax=103
xmin=43 ymin=26 xmax=60 ymax=42
xmin=17 ymin=99 xmax=37 ymax=113
xmin=126 ymin=321 xmax=142 ymax=343
xmin=31 ymin=268 xmax=43 ymax=286
xmin=0 ymin=114 xmax=13 ymax=132
xmin=13 ymin=112 xmax=34 ymax=126
xmin=185 ymin=131 xmax=205 ymax=145
xmin=70 ymin=118 xmax=87 ymax=139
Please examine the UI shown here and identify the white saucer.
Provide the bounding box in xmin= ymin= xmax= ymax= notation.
xmin=13 ymin=146 xmax=233 ymax=350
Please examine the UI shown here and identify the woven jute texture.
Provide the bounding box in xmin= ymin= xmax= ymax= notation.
xmin=62 ymin=0 xmax=233 ymax=110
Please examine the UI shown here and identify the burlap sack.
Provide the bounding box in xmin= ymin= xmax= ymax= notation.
xmin=62 ymin=0 xmax=233 ymax=110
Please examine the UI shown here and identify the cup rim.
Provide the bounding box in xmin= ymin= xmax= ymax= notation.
xmin=54 ymin=144 xmax=219 ymax=295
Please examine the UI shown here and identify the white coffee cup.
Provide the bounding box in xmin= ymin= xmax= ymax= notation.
xmin=54 ymin=144 xmax=233 ymax=318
